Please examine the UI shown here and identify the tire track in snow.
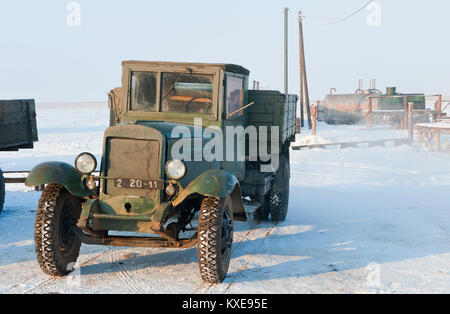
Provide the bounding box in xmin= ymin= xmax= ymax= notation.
xmin=109 ymin=250 xmax=149 ymax=294
xmin=222 ymin=223 xmax=279 ymax=293
xmin=21 ymin=248 xmax=113 ymax=294
xmin=195 ymin=220 xmax=276 ymax=294
xmin=19 ymin=220 xmax=273 ymax=294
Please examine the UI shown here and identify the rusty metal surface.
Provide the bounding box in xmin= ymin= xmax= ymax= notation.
xmin=318 ymin=89 xmax=432 ymax=125
xmin=318 ymin=93 xmax=378 ymax=124
xmin=325 ymin=93 xmax=376 ymax=112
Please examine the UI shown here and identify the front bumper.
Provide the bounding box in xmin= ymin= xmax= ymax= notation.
xmin=78 ymin=197 xmax=174 ymax=233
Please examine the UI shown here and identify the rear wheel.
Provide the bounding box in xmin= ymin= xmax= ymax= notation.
xmin=197 ymin=196 xmax=233 ymax=283
xmin=270 ymin=145 xmax=290 ymax=222
xmin=0 ymin=169 xmax=4 ymax=215
xmin=35 ymin=184 xmax=82 ymax=276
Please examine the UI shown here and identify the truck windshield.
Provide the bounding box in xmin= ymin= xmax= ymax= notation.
xmin=161 ymin=72 xmax=213 ymax=114
xmin=130 ymin=71 xmax=157 ymax=111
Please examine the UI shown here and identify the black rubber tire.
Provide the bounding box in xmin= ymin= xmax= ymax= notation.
xmin=34 ymin=184 xmax=82 ymax=276
xmin=0 ymin=169 xmax=4 ymax=215
xmin=197 ymin=196 xmax=234 ymax=283
xmin=270 ymin=146 xmax=290 ymax=222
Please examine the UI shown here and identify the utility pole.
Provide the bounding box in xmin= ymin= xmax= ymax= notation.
xmin=299 ymin=11 xmax=312 ymax=129
xmin=284 ymin=7 xmax=289 ymax=96
xmin=298 ymin=12 xmax=304 ymax=128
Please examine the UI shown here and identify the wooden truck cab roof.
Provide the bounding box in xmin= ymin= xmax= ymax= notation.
xmin=122 ymin=60 xmax=250 ymax=76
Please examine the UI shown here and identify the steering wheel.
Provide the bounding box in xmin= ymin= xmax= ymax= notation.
xmin=185 ymin=96 xmax=213 ymax=112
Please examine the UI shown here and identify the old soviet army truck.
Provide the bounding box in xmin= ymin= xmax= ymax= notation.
xmin=26 ymin=61 xmax=297 ymax=283
xmin=0 ymin=99 xmax=38 ymax=214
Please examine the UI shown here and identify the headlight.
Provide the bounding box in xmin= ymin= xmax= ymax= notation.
xmin=165 ymin=159 xmax=186 ymax=180
xmin=75 ymin=153 xmax=97 ymax=174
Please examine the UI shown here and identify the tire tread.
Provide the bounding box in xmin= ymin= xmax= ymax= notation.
xmin=197 ymin=196 xmax=228 ymax=283
xmin=34 ymin=184 xmax=80 ymax=276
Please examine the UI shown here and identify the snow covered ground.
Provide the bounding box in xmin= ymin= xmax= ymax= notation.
xmin=0 ymin=102 xmax=449 ymax=294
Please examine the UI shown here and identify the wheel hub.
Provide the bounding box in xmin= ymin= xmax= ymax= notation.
xmin=220 ymin=207 xmax=233 ymax=262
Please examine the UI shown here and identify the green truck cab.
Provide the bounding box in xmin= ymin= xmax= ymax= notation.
xmin=26 ymin=61 xmax=297 ymax=283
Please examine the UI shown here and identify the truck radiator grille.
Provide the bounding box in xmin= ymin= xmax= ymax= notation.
xmin=104 ymin=138 xmax=161 ymax=198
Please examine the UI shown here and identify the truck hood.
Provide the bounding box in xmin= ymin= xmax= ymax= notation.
xmin=130 ymin=121 xmax=209 ymax=139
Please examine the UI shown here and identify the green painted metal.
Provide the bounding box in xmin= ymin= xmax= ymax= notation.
xmin=98 ymin=195 xmax=156 ymax=215
xmin=79 ymin=197 xmax=174 ymax=233
xmin=172 ymin=169 xmax=240 ymax=207
xmin=247 ymin=91 xmax=298 ymax=141
xmin=28 ymin=62 xmax=299 ymax=239
xmin=91 ymin=62 xmax=295 ymax=228
xmin=25 ymin=162 xmax=92 ymax=198
xmin=386 ymin=87 xmax=397 ymax=95
xmin=379 ymin=94 xmax=426 ymax=110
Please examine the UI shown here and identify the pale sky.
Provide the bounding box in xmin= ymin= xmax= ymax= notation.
xmin=0 ymin=0 xmax=449 ymax=102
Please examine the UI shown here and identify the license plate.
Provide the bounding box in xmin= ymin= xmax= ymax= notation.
xmin=114 ymin=178 xmax=164 ymax=190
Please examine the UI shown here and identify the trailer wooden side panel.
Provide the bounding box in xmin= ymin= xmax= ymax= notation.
xmin=247 ymin=90 xmax=298 ymax=146
xmin=0 ymin=99 xmax=38 ymax=150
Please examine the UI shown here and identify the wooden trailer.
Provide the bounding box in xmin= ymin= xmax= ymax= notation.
xmin=0 ymin=99 xmax=38 ymax=213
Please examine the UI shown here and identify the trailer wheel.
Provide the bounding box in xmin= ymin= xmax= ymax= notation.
xmin=270 ymin=146 xmax=290 ymax=222
xmin=0 ymin=169 xmax=4 ymax=215
xmin=197 ymin=196 xmax=233 ymax=283
xmin=34 ymin=184 xmax=82 ymax=276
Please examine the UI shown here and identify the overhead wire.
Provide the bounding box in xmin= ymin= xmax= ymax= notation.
xmin=302 ymin=0 xmax=375 ymax=25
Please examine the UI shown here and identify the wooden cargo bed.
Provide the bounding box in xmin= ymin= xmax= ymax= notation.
xmin=247 ymin=90 xmax=297 ymax=146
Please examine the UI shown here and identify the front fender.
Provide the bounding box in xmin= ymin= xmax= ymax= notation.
xmin=25 ymin=162 xmax=92 ymax=198
xmin=172 ymin=170 xmax=246 ymax=221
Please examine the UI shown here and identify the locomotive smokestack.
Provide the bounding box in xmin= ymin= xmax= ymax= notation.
xmin=370 ymin=79 xmax=376 ymax=91
xmin=358 ymin=79 xmax=364 ymax=91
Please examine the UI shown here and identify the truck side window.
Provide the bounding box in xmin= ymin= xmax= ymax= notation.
xmin=226 ymin=76 xmax=244 ymax=117
xmin=130 ymin=71 xmax=157 ymax=111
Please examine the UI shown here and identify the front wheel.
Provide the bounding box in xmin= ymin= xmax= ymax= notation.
xmin=197 ymin=196 xmax=233 ymax=283
xmin=35 ymin=184 xmax=82 ymax=276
